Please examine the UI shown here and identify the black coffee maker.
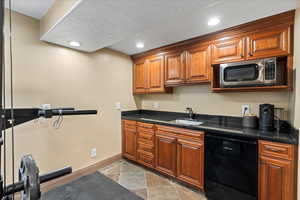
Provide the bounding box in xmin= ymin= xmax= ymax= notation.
xmin=259 ymin=104 xmax=275 ymax=131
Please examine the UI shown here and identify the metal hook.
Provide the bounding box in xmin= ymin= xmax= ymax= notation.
xmin=53 ymin=110 xmax=63 ymax=129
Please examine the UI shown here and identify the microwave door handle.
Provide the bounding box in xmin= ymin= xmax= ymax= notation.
xmin=220 ymin=65 xmax=225 ymax=87
xmin=258 ymin=63 xmax=265 ymax=82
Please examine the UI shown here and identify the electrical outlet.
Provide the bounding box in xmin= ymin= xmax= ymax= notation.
xmin=90 ymin=148 xmax=97 ymax=158
xmin=185 ymin=104 xmax=191 ymax=108
xmin=241 ymin=105 xmax=250 ymax=115
xmin=153 ymin=102 xmax=159 ymax=109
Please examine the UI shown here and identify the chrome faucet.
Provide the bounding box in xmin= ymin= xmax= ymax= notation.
xmin=185 ymin=107 xmax=194 ymax=120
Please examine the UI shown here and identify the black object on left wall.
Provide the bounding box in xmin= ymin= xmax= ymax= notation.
xmin=0 ymin=0 xmax=98 ymax=199
xmin=1 ymin=107 xmax=98 ymax=130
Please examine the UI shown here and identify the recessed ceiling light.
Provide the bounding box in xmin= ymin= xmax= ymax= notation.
xmin=136 ymin=42 xmax=144 ymax=49
xmin=208 ymin=17 xmax=220 ymax=26
xmin=69 ymin=41 xmax=81 ymax=47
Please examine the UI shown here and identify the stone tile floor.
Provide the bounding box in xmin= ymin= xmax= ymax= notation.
xmin=99 ymin=159 xmax=207 ymax=200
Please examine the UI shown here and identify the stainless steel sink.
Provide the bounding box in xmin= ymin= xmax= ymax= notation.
xmin=173 ymin=119 xmax=204 ymax=126
xmin=139 ymin=117 xmax=204 ymax=126
xmin=139 ymin=118 xmax=169 ymax=123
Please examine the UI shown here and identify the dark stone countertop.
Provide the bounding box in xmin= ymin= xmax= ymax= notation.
xmin=122 ymin=110 xmax=298 ymax=145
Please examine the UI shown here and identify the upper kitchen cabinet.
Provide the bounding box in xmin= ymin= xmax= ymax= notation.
xmin=246 ymin=27 xmax=291 ymax=60
xmin=133 ymin=56 xmax=172 ymax=94
xmin=133 ymin=60 xmax=147 ymax=93
xmin=164 ymin=44 xmax=211 ymax=87
xmin=212 ymin=27 xmax=292 ymax=64
xmin=164 ymin=51 xmax=186 ymax=86
xmin=185 ymin=44 xmax=211 ymax=84
xmin=212 ymin=37 xmax=245 ymax=64
xmin=131 ymin=10 xmax=295 ymax=92
xmin=148 ymin=56 xmax=165 ymax=93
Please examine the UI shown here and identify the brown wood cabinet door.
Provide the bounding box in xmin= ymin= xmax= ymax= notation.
xmin=122 ymin=128 xmax=137 ymax=161
xmin=212 ymin=37 xmax=245 ymax=64
xmin=247 ymin=27 xmax=290 ymax=59
xmin=177 ymin=139 xmax=204 ymax=189
xmin=155 ymin=133 xmax=177 ymax=177
xmin=186 ymin=44 xmax=211 ymax=83
xmin=133 ymin=61 xmax=147 ymax=93
xmin=164 ymin=51 xmax=186 ymax=86
xmin=147 ymin=56 xmax=165 ymax=93
xmin=259 ymin=156 xmax=294 ymax=200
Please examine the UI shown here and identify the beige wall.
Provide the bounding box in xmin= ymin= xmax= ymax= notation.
xmin=40 ymin=0 xmax=80 ymax=37
xmin=3 ymin=11 xmax=140 ymax=183
xmin=141 ymin=85 xmax=291 ymax=119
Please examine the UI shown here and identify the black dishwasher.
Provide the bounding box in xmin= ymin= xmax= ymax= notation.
xmin=205 ymin=133 xmax=258 ymax=200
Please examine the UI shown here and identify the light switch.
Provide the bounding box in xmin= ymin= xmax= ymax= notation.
xmin=90 ymin=148 xmax=97 ymax=158
xmin=115 ymin=102 xmax=121 ymax=110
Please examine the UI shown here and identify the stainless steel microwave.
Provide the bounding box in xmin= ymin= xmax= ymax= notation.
xmin=220 ymin=57 xmax=286 ymax=88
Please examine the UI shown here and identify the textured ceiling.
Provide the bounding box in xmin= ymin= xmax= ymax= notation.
xmin=40 ymin=0 xmax=298 ymax=54
xmin=5 ymin=0 xmax=55 ymax=19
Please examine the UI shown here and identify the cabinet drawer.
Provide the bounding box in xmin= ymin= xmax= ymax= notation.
xmin=137 ymin=122 xmax=155 ymax=129
xmin=123 ymin=120 xmax=136 ymax=127
xmin=137 ymin=150 xmax=154 ymax=168
xmin=124 ymin=125 xmax=136 ymax=132
xmin=259 ymin=140 xmax=295 ymax=161
xmin=156 ymin=125 xmax=203 ymax=141
xmin=137 ymin=126 xmax=155 ymax=134
xmin=137 ymin=141 xmax=154 ymax=153
xmin=138 ymin=130 xmax=154 ymax=142
xmin=123 ymin=120 xmax=137 ymax=132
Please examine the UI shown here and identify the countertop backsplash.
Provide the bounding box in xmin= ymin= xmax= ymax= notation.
xmin=139 ymin=85 xmax=291 ymax=120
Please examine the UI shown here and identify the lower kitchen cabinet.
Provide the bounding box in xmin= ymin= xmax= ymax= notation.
xmin=259 ymin=156 xmax=294 ymax=200
xmin=177 ymin=138 xmax=204 ymax=189
xmin=259 ymin=140 xmax=297 ymax=200
xmin=121 ymin=120 xmax=205 ymax=189
xmin=155 ymin=125 xmax=204 ymax=188
xmin=136 ymin=122 xmax=156 ymax=168
xmin=122 ymin=120 xmax=137 ymax=161
xmin=122 ymin=121 xmax=297 ymax=196
xmin=155 ymin=132 xmax=177 ymax=177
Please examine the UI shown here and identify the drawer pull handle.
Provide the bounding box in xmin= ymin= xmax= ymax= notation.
xmin=140 ymin=135 xmax=152 ymax=139
xmin=265 ymin=146 xmax=285 ymax=153
xmin=223 ymin=146 xmax=233 ymax=151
